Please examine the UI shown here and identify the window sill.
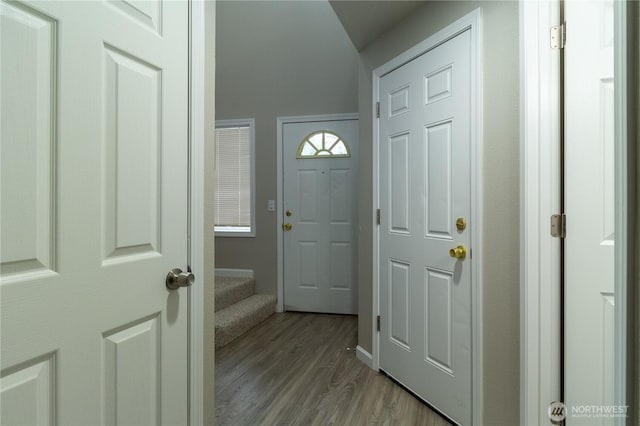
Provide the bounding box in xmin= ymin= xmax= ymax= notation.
xmin=215 ymin=226 xmax=255 ymax=238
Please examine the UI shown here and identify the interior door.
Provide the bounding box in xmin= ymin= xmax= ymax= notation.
xmin=378 ymin=30 xmax=472 ymax=425
xmin=0 ymin=1 xmax=190 ymax=424
xmin=282 ymin=119 xmax=358 ymax=314
xmin=565 ymin=0 xmax=616 ymax=423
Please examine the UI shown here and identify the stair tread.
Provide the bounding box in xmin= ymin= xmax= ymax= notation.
xmin=216 ymin=294 xmax=276 ymax=325
xmin=215 ymin=275 xmax=253 ymax=287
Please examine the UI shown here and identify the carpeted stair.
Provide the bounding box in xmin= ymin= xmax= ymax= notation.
xmin=215 ymin=276 xmax=276 ymax=348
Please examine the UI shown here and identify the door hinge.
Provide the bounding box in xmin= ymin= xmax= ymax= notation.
xmin=550 ymin=214 xmax=566 ymax=238
xmin=376 ymin=315 xmax=381 ymax=332
xmin=550 ymin=23 xmax=566 ymax=49
xmin=376 ymin=208 xmax=381 ymax=225
xmin=376 ymin=102 xmax=380 ymax=118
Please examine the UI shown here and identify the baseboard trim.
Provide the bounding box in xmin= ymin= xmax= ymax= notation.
xmin=215 ymin=268 xmax=254 ymax=278
xmin=356 ymin=345 xmax=374 ymax=369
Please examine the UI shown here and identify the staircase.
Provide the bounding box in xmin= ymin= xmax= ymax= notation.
xmin=215 ymin=275 xmax=276 ymax=348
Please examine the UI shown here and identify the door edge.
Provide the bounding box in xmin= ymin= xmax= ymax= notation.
xmin=188 ymin=0 xmax=206 ymax=424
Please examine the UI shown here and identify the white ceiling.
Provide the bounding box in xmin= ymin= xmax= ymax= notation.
xmin=329 ymin=1 xmax=427 ymax=51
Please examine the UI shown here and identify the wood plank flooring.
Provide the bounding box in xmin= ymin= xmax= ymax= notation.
xmin=215 ymin=312 xmax=452 ymax=425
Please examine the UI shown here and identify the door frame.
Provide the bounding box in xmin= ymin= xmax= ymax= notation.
xmin=520 ymin=1 xmax=634 ymax=423
xmin=188 ymin=1 xmax=205 ymax=423
xmin=371 ymin=9 xmax=483 ymax=425
xmin=276 ymin=113 xmax=359 ymax=313
xmin=519 ymin=1 xmax=562 ymax=423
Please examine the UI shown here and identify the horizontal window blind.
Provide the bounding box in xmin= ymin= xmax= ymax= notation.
xmin=215 ymin=126 xmax=251 ymax=229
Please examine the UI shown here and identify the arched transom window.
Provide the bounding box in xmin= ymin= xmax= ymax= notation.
xmin=296 ymin=131 xmax=351 ymax=159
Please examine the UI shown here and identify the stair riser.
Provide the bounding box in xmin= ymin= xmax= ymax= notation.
xmin=215 ymin=296 xmax=276 ymax=348
xmin=215 ymin=279 xmax=255 ymax=312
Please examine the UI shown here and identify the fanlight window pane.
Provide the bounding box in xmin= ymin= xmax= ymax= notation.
xmin=309 ymin=134 xmax=323 ymax=150
xmin=324 ymin=133 xmax=339 ymax=147
xmin=296 ymin=131 xmax=351 ymax=159
xmin=332 ymin=141 xmax=348 ymax=155
xmin=300 ymin=142 xmax=316 ymax=156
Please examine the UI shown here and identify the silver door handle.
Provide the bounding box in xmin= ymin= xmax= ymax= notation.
xmin=166 ymin=268 xmax=195 ymax=290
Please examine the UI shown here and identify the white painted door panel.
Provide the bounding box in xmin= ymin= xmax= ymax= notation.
xmin=565 ymin=1 xmax=615 ymax=423
xmin=379 ymin=30 xmax=472 ymax=425
xmin=0 ymin=1 xmax=189 ymax=424
xmin=283 ymin=120 xmax=358 ymax=314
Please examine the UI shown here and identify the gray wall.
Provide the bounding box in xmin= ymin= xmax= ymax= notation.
xmin=215 ymin=0 xmax=359 ymax=295
xmin=356 ymin=2 xmax=520 ymax=425
xmin=632 ymin=2 xmax=639 ymax=420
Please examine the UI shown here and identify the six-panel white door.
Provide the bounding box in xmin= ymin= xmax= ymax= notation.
xmin=378 ymin=30 xmax=472 ymax=425
xmin=0 ymin=1 xmax=190 ymax=424
xmin=565 ymin=0 xmax=616 ymax=423
xmin=283 ymin=119 xmax=358 ymax=314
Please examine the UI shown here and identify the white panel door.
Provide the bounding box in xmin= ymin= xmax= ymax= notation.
xmin=283 ymin=119 xmax=358 ymax=314
xmin=378 ymin=30 xmax=472 ymax=425
xmin=0 ymin=1 xmax=190 ymax=424
xmin=565 ymin=0 xmax=616 ymax=423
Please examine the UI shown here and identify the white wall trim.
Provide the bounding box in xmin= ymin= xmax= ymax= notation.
xmin=519 ymin=1 xmax=562 ymax=424
xmin=276 ymin=113 xmax=359 ymax=313
xmin=215 ymin=268 xmax=254 ymax=279
xmin=613 ymin=1 xmax=630 ymax=421
xmin=356 ymin=345 xmax=374 ymax=369
xmin=188 ymin=1 xmax=205 ymax=424
xmin=371 ymin=8 xmax=483 ymax=425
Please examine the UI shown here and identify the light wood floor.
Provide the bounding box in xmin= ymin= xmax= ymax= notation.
xmin=215 ymin=312 xmax=452 ymax=425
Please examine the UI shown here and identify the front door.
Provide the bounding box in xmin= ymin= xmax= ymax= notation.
xmin=1 ymin=1 xmax=190 ymax=424
xmin=378 ymin=29 xmax=472 ymax=425
xmin=282 ymin=118 xmax=358 ymax=314
xmin=564 ymin=0 xmax=616 ymax=423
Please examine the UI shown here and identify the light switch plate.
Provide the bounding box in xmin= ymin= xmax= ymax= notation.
xmin=267 ymin=200 xmax=275 ymax=212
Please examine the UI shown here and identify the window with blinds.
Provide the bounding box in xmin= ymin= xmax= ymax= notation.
xmin=214 ymin=119 xmax=255 ymax=236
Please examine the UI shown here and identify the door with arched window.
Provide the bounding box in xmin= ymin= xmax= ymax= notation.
xmin=281 ymin=118 xmax=358 ymax=314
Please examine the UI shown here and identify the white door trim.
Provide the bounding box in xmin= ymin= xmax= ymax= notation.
xmin=519 ymin=1 xmax=562 ymax=424
xmin=612 ymin=1 xmax=631 ymax=421
xmin=276 ymin=113 xmax=359 ymax=313
xmin=520 ymin=2 xmax=631 ymax=423
xmin=188 ymin=1 xmax=205 ymax=424
xmin=372 ymin=9 xmax=482 ymax=425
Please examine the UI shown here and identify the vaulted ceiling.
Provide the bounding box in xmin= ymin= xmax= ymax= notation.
xmin=329 ymin=1 xmax=427 ymax=51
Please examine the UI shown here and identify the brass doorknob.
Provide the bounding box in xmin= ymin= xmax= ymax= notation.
xmin=283 ymin=223 xmax=292 ymax=231
xmin=166 ymin=268 xmax=195 ymax=290
xmin=285 ymin=210 xmax=293 ymax=217
xmin=449 ymin=245 xmax=466 ymax=259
